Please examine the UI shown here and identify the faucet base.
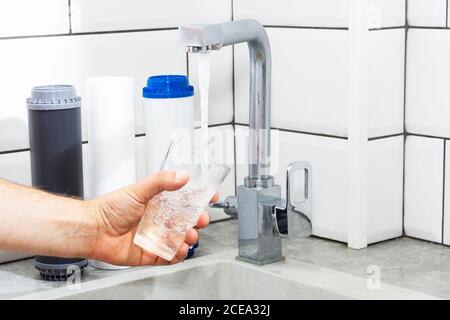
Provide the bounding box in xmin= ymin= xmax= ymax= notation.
xmin=235 ymin=255 xmax=285 ymax=266
xmin=236 ymin=183 xmax=283 ymax=265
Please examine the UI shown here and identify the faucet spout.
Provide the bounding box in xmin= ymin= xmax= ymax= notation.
xmin=179 ymin=19 xmax=272 ymax=187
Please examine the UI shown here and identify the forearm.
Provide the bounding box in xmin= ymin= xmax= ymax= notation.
xmin=0 ymin=179 xmax=96 ymax=258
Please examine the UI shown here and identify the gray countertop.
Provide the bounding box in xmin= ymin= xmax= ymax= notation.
xmin=1 ymin=219 xmax=450 ymax=299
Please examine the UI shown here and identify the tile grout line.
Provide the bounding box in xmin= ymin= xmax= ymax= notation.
xmin=406 ymin=132 xmax=450 ymax=140
xmin=404 ymin=234 xmax=450 ymax=247
xmin=231 ymin=0 xmax=238 ymax=196
xmin=235 ymin=123 xmax=405 ymax=142
xmin=369 ymin=25 xmax=406 ymax=31
xmin=408 ymin=26 xmax=449 ymax=30
xmin=447 ymin=0 xmax=449 ymax=28
xmin=446 ymin=0 xmax=449 ymax=242
xmin=235 ymin=123 xmax=348 ymax=139
xmin=368 ymin=133 xmax=404 ymax=141
xmin=0 ymin=148 xmax=31 ymax=155
xmin=0 ymin=27 xmax=179 ymax=41
xmin=68 ymin=0 xmax=72 ymax=34
xmin=443 ymin=139 xmax=447 ymax=244
xmin=0 ymin=25 xmax=419 ymax=42
xmin=0 ymin=123 xmax=234 ymax=156
xmin=264 ymin=25 xmax=348 ymax=30
xmin=402 ymin=0 xmax=409 ymax=236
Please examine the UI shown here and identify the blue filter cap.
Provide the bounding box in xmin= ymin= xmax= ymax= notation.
xmin=186 ymin=241 xmax=199 ymax=259
xmin=143 ymin=75 xmax=194 ymax=99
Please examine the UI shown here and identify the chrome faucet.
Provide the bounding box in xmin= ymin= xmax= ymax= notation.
xmin=179 ymin=19 xmax=313 ymax=265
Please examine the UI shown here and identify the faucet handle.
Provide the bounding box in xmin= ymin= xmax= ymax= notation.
xmin=273 ymin=161 xmax=312 ymax=239
xmin=209 ymin=195 xmax=238 ymax=217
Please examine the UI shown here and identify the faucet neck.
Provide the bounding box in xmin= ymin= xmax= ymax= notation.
xmin=220 ymin=20 xmax=272 ymax=184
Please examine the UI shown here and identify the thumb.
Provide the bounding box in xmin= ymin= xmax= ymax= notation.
xmin=128 ymin=170 xmax=190 ymax=203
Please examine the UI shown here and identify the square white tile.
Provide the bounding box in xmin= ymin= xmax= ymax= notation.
xmin=189 ymin=47 xmax=233 ymax=125
xmin=367 ymin=0 xmax=405 ymax=29
xmin=368 ymin=29 xmax=404 ymax=138
xmin=235 ymin=126 xmax=349 ymax=242
xmin=0 ymin=30 xmax=186 ymax=152
xmin=233 ymin=0 xmax=404 ymax=28
xmin=0 ymin=0 xmax=69 ymax=37
xmin=367 ymin=136 xmax=403 ymax=243
xmin=234 ymin=28 xmax=349 ymax=137
xmin=71 ymin=0 xmax=231 ymax=33
xmin=0 ymin=151 xmax=31 ymax=185
xmin=233 ymin=0 xmax=349 ymax=28
xmin=404 ymin=136 xmax=444 ymax=243
xmin=408 ymin=0 xmax=447 ymax=27
xmin=406 ymin=29 xmax=450 ymax=138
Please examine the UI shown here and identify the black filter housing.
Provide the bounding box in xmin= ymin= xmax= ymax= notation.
xmin=27 ymin=85 xmax=88 ymax=281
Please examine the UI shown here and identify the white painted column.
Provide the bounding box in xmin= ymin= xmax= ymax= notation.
xmin=347 ymin=0 xmax=369 ymax=249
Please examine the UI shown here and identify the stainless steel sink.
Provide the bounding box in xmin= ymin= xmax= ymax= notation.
xmin=15 ymin=250 xmax=439 ymax=300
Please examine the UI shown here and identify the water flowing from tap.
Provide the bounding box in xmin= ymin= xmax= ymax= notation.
xmin=198 ymin=52 xmax=211 ymax=178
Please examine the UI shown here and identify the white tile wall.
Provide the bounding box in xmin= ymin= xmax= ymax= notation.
xmin=0 ymin=30 xmax=186 ymax=152
xmin=0 ymin=0 xmax=69 ymax=37
xmin=189 ymin=47 xmax=234 ymax=125
xmin=403 ymin=2 xmax=450 ymax=246
xmin=235 ymin=126 xmax=349 ymax=242
xmin=404 ymin=136 xmax=444 ymax=243
xmin=368 ymin=0 xmax=406 ymax=28
xmin=235 ymin=28 xmax=404 ymax=138
xmin=408 ymin=0 xmax=447 ymax=27
xmin=0 ymin=1 xmax=237 ymax=263
xmin=406 ymin=29 xmax=450 ymax=138
xmin=368 ymin=29 xmax=405 ymax=137
xmin=367 ymin=136 xmax=403 ymax=243
xmin=234 ymin=0 xmax=350 ymax=28
xmin=235 ymin=28 xmax=349 ymax=137
xmin=0 ymin=0 xmax=413 ymax=263
xmin=233 ymin=0 xmax=405 ymax=28
xmin=71 ymin=0 xmax=232 ymax=33
xmin=235 ymin=126 xmax=403 ymax=244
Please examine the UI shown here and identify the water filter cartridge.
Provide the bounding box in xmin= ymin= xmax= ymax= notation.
xmin=143 ymin=75 xmax=198 ymax=259
xmin=26 ymin=85 xmax=88 ymax=281
xmin=85 ymin=77 xmax=136 ymax=270
xmin=142 ymin=75 xmax=194 ymax=174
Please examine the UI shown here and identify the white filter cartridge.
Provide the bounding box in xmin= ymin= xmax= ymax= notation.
xmin=85 ymin=76 xmax=136 ymax=270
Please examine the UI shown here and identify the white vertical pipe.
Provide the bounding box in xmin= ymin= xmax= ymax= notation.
xmin=347 ymin=0 xmax=369 ymax=249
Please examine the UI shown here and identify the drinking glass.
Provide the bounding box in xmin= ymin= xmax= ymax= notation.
xmin=133 ymin=141 xmax=230 ymax=261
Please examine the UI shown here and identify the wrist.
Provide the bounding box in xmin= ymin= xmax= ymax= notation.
xmin=78 ymin=199 xmax=100 ymax=259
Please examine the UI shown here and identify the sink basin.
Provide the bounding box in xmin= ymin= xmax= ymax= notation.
xmin=15 ymin=250 xmax=438 ymax=300
xmin=62 ymin=261 xmax=353 ymax=300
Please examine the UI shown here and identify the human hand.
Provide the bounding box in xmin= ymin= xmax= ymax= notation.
xmin=85 ymin=171 xmax=217 ymax=266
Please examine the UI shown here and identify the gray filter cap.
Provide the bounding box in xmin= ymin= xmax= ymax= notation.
xmin=26 ymin=85 xmax=81 ymax=110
